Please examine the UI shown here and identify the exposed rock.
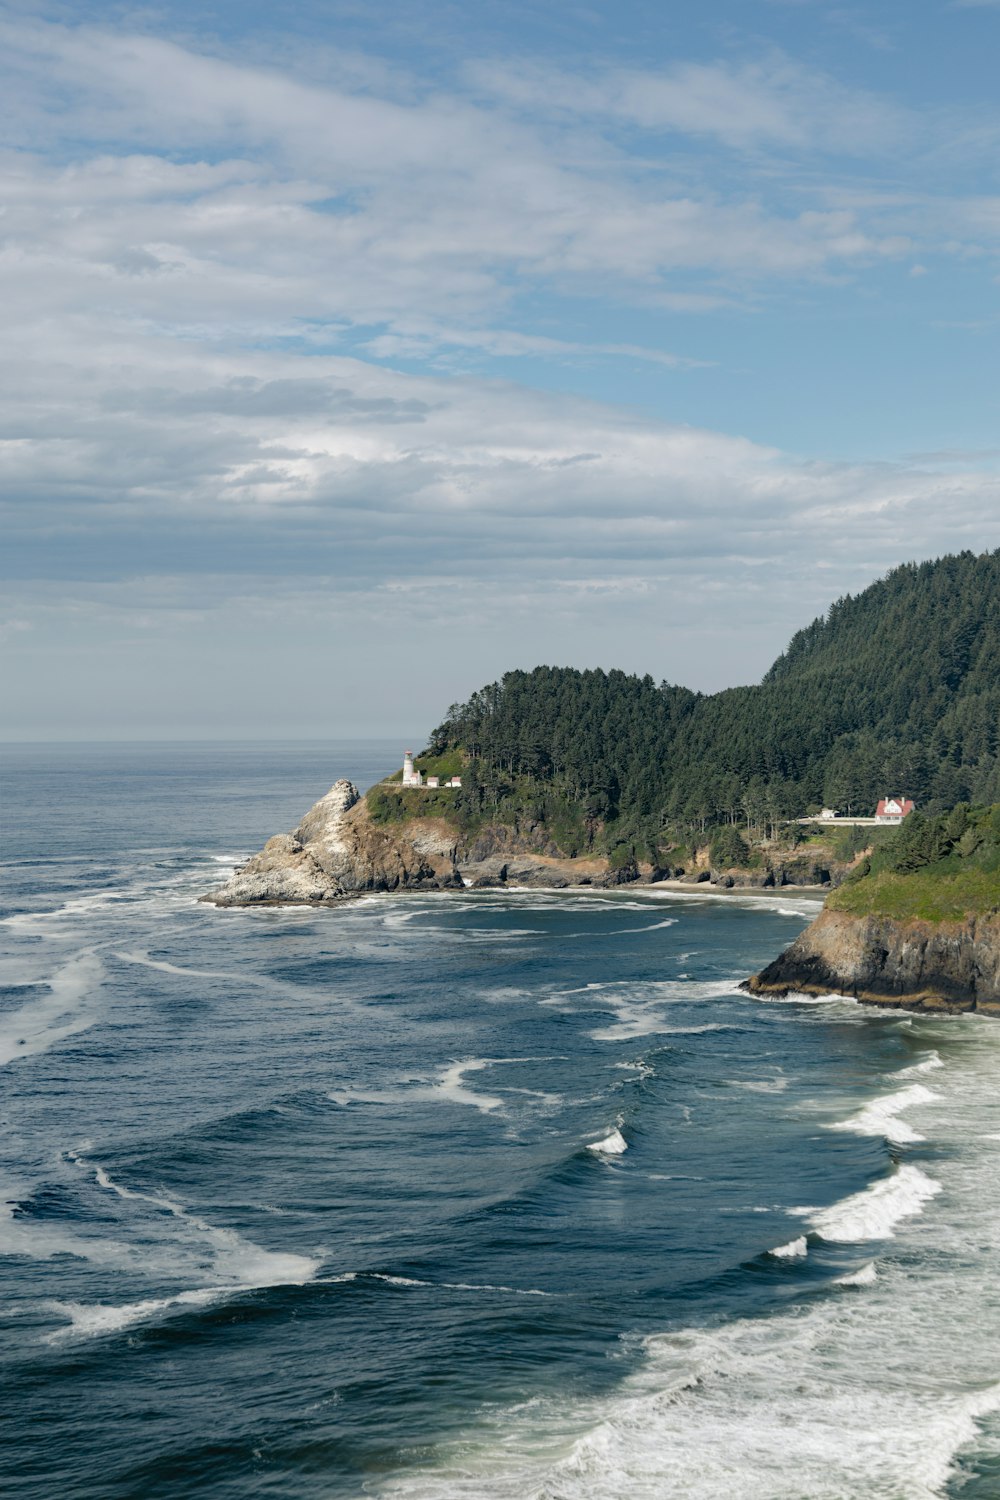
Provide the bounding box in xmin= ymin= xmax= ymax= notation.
xmin=460 ymin=857 xmax=509 ymax=889
xmin=204 ymin=775 xmax=856 ymax=910
xmin=598 ymin=858 xmax=640 ymax=888
xmin=745 ymin=907 xmax=1000 ymax=1015
xmin=771 ymin=855 xmax=835 ymax=887
xmin=204 ymin=781 xmax=597 ymax=906
xmin=703 ymin=855 xmax=846 ymax=891
xmin=204 ymin=780 xmax=463 ymax=906
xmin=502 ymin=858 xmax=571 ymax=889
xmin=711 ymin=868 xmax=775 ymax=889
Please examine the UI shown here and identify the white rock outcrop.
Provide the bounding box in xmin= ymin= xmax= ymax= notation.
xmin=206 ymin=779 xmax=363 ymax=905
xmin=203 ymin=774 xmax=639 ymax=907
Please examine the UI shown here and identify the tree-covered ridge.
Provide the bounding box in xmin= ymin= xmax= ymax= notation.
xmin=427 ymin=550 xmax=1000 ymax=852
xmin=430 ymin=667 xmax=698 ymax=821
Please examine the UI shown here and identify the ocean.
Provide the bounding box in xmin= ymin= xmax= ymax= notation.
xmin=3 ymin=740 xmax=1000 ymax=1499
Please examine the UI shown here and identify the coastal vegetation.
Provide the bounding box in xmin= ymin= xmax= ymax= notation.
xmin=747 ymin=800 xmax=1000 ymax=1013
xmin=830 ymin=803 xmax=1000 ymax=922
xmin=417 ymin=551 xmax=1000 ymax=858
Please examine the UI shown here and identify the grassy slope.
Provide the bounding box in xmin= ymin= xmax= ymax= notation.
xmin=828 ymin=865 xmax=1000 ymax=923
xmin=822 ymin=803 xmax=1000 ymax=923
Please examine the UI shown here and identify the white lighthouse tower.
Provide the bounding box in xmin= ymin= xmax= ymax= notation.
xmin=401 ymin=750 xmax=423 ymax=787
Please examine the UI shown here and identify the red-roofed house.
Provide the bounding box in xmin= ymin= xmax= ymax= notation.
xmin=875 ymin=797 xmax=915 ymax=824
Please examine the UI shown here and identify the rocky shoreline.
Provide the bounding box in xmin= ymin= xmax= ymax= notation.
xmin=201 ymin=780 xmax=1000 ymax=1017
xmin=744 ymin=907 xmax=1000 ymax=1016
xmin=201 ymin=779 xmax=843 ymax=908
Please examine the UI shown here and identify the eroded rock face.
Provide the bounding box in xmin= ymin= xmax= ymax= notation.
xmin=203 ymin=775 xmax=857 ymax=911
xmin=745 ymin=907 xmax=1000 ymax=1015
xmin=205 ymin=780 xmax=360 ymax=905
xmin=205 ymin=780 xmax=464 ymax=906
xmin=204 ymin=779 xmax=615 ymax=906
xmin=708 ymin=857 xmax=842 ymax=890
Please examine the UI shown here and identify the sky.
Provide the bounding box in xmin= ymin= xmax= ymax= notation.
xmin=3 ymin=0 xmax=1000 ymax=740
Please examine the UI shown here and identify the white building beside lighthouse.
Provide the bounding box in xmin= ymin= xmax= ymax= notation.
xmin=399 ymin=750 xmax=461 ymax=789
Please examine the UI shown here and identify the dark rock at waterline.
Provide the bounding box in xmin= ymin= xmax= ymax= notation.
xmin=745 ymin=908 xmax=1000 ymax=1016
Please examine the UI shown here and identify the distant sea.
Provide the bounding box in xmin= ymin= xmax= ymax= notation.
xmin=4 ymin=740 xmax=1000 ymax=1498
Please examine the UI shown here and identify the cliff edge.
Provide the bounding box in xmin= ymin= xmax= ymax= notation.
xmin=746 ymin=803 xmax=1000 ymax=1015
xmin=202 ymin=775 xmax=856 ymax=908
xmin=745 ymin=907 xmax=1000 ymax=1015
xmin=202 ymin=779 xmax=625 ymax=906
xmin=202 ymin=780 xmax=464 ymax=906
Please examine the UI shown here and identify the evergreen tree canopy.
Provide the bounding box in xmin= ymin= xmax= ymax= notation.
xmin=428 ymin=550 xmax=1000 ymax=846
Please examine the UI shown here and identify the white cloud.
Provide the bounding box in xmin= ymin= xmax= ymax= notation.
xmin=4 ymin=324 xmax=998 ymax=583
xmin=466 ymin=55 xmax=908 ymax=156
xmin=0 ymin=17 xmax=919 ymax=362
xmin=3 ymin=12 xmax=1000 ymax=736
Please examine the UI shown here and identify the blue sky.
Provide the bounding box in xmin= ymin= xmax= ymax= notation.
xmin=3 ymin=0 xmax=1000 ymax=738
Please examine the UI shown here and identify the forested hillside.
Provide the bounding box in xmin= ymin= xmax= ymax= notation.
xmin=426 ymin=550 xmax=1000 ymax=853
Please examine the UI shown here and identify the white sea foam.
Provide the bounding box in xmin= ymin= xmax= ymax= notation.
xmin=615 ymin=1059 xmax=655 ymax=1080
xmin=586 ymin=979 xmax=742 ymax=1042
xmin=477 ymin=986 xmax=532 ymax=1004
xmin=433 ymin=1061 xmax=506 ymax=1113
xmin=834 ymin=1262 xmax=877 ymax=1287
xmin=329 ymin=1057 xmax=563 ymax=1115
xmin=113 ymin=949 xmax=233 ymax=979
xmin=356 ymin=1272 xmax=552 ymax=1297
xmin=755 ymin=989 xmax=846 ymax=1006
xmin=807 ymin=1164 xmax=941 ymax=1242
xmin=440 ymin=1281 xmax=551 ymax=1297
xmin=43 ymin=1287 xmax=230 ymax=1341
xmin=829 ymin=1083 xmax=941 ymax=1145
xmin=0 ymin=950 xmax=104 ymax=1066
xmin=665 ymin=1022 xmax=732 ymax=1036
xmin=328 ymin=1085 xmax=424 ymax=1107
xmin=580 ymin=916 xmax=679 ymax=936
xmin=379 ymin=1301 xmax=1000 ymax=1499
xmin=643 ymin=887 xmax=823 ymax=915
xmin=730 ymin=1076 xmax=788 ymax=1093
xmin=2 ymin=892 xmax=128 ymax=931
xmin=769 ymin=1236 xmax=807 ymax=1258
xmin=11 ymin=1153 xmax=323 ymax=1339
xmin=895 ymin=1050 xmax=944 ymax=1078
xmin=587 ymin=1125 xmax=628 ymax=1155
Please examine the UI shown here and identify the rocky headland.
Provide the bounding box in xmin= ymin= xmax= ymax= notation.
xmin=203 ymin=779 xmax=610 ymax=905
xmin=201 ymin=779 xmax=1000 ymax=1016
xmin=746 ymin=907 xmax=1000 ymax=1015
xmin=201 ymin=779 xmax=845 ymax=907
xmin=745 ymin=803 xmax=1000 ymax=1015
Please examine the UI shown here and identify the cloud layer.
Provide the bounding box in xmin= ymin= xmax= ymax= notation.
xmin=3 ymin=9 xmax=1000 ymax=736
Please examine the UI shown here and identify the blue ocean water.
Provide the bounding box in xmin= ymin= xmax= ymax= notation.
xmin=3 ymin=742 xmax=1000 ymax=1499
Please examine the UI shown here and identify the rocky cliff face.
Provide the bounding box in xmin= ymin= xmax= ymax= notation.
xmin=203 ymin=781 xmax=854 ymax=908
xmin=202 ymin=781 xmax=622 ymax=906
xmin=203 ymin=780 xmax=465 ymax=906
xmin=708 ymin=852 xmax=844 ymax=890
xmin=746 ymin=907 xmax=1000 ymax=1015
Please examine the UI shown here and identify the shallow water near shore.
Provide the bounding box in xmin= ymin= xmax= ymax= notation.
xmin=3 ymin=741 xmax=1000 ymax=1498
